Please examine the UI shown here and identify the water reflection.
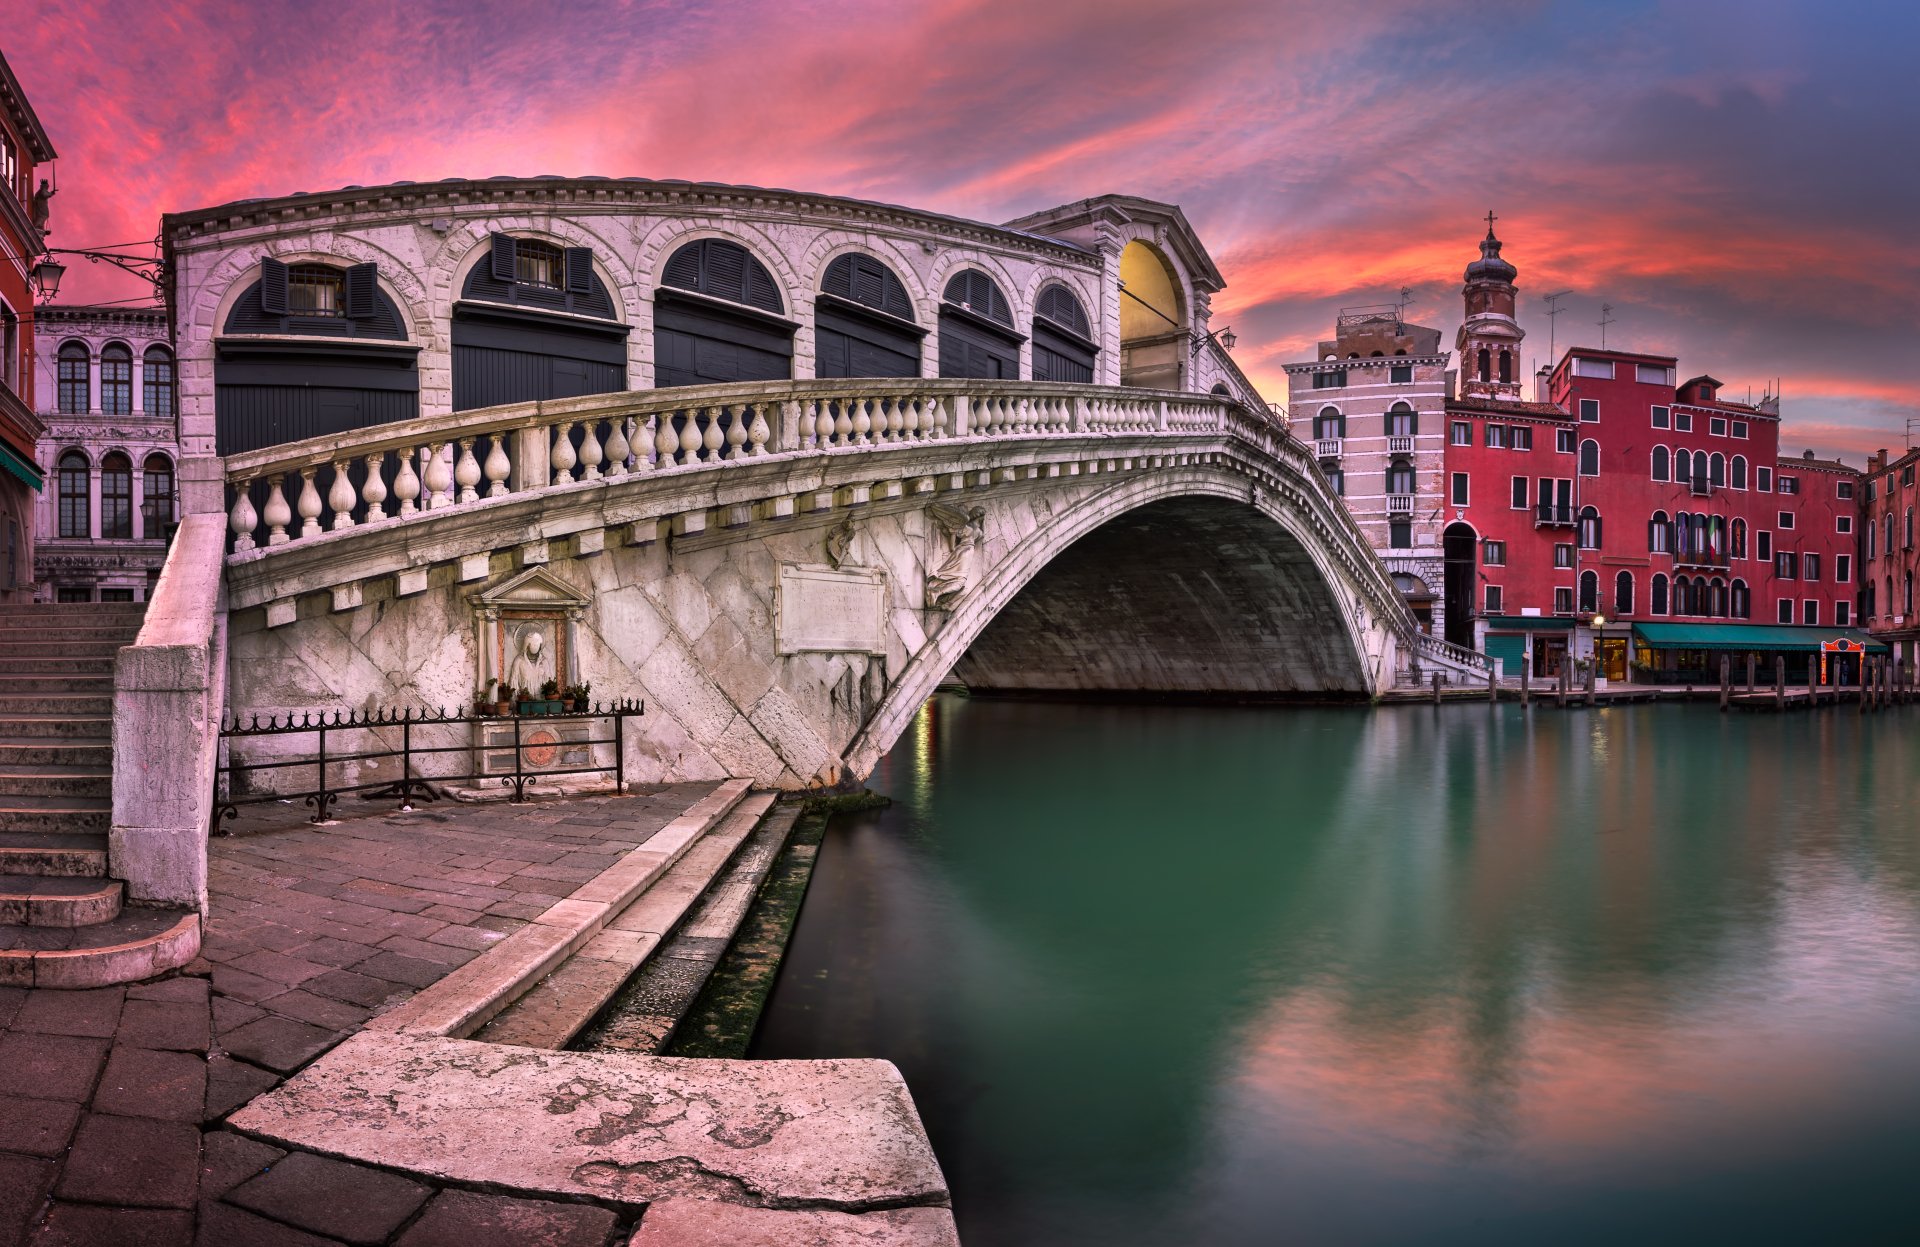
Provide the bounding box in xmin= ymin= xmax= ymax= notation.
xmin=754 ymin=697 xmax=1920 ymax=1246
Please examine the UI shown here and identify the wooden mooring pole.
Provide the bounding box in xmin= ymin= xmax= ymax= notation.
xmin=1746 ymin=653 xmax=1756 ymax=694
xmin=1520 ymin=663 xmax=1530 ymax=707
xmin=1433 ymin=671 xmax=1442 ymax=706
xmin=1720 ymin=654 xmax=1731 ymax=712
xmin=1489 ymin=662 xmax=1498 ymax=704
xmin=1775 ymin=655 xmax=1786 ymax=710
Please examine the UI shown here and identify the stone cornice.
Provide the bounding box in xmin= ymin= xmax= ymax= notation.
xmin=161 ymin=178 xmax=1099 ymax=268
xmin=1280 ymin=355 xmax=1448 ymax=373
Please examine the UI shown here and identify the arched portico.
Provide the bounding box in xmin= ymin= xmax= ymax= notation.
xmin=1119 ymin=240 xmax=1187 ymax=390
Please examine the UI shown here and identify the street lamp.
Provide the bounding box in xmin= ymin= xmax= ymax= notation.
xmin=30 ymin=255 xmax=65 ymax=301
xmin=32 ymin=247 xmax=166 ymax=303
xmin=1191 ymin=325 xmax=1237 ymax=357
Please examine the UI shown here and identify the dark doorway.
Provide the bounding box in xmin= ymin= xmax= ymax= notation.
xmin=656 ymin=239 xmax=795 ymax=387
xmin=938 ymin=270 xmax=1022 ymax=379
xmin=817 ymin=254 xmax=922 ymax=379
xmin=1443 ymin=522 xmax=1478 ymax=648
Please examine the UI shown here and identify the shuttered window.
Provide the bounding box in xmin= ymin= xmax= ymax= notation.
xmin=942 ymin=270 xmax=1014 ymax=327
xmin=822 ymin=254 xmax=915 ymax=322
xmin=1031 ymin=283 xmax=1096 ymax=384
xmin=467 ymin=237 xmax=614 ymax=318
xmin=662 ymin=239 xmax=784 ymax=314
xmin=240 ymin=259 xmax=404 ymax=339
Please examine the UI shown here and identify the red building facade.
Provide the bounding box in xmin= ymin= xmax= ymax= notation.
xmin=1435 ymin=232 xmax=1868 ymax=682
xmin=0 ymin=49 xmax=55 ymax=602
xmin=1861 ymin=446 xmax=1920 ymax=668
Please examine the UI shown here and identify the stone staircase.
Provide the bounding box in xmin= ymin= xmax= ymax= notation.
xmin=0 ymin=602 xmax=201 ymax=988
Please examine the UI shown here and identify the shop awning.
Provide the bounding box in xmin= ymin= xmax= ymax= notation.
xmin=1482 ymin=615 xmax=1575 ymax=631
xmin=1632 ymin=623 xmax=1888 ymax=654
xmin=0 ymin=440 xmax=42 ymax=493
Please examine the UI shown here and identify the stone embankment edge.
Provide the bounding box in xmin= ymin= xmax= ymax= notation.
xmin=365 ymin=777 xmax=753 ymax=1039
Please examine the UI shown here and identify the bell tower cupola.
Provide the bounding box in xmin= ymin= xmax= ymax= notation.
xmin=1456 ymin=212 xmax=1525 ymax=400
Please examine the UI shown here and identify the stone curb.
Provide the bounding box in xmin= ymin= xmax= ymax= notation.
xmin=363 ymin=778 xmax=753 ymax=1039
xmin=0 ymin=911 xmax=201 ymax=988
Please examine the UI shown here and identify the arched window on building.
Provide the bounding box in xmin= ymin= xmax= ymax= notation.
xmin=1615 ymin=570 xmax=1634 ymax=616
xmin=57 ymin=342 xmax=88 ymax=414
xmin=1731 ymin=454 xmax=1747 ymax=489
xmin=1652 ymin=573 xmax=1669 ymax=615
xmin=1029 ymin=283 xmax=1096 ymax=385
xmin=819 ymin=253 xmax=924 ymax=380
xmin=143 ymin=345 xmax=175 ymax=417
xmin=1888 ymin=576 xmax=1897 ymax=619
xmin=1649 ymin=510 xmax=1671 ymax=554
xmin=1652 ymin=445 xmax=1670 ymax=482
xmin=1731 ymin=517 xmax=1746 ymax=559
xmin=99 ymin=343 xmax=132 ymax=415
xmin=1386 ymin=401 xmax=1417 ymax=437
xmin=939 ymin=269 xmax=1020 ymax=379
xmin=1579 ymin=569 xmax=1599 ymax=612
xmin=57 ymin=450 xmax=89 ymax=539
xmin=1477 ymin=346 xmax=1490 ymax=382
xmin=141 ymin=454 xmax=175 ymax=542
xmin=1314 ymin=406 xmax=1343 ymax=440
xmin=1579 ymin=438 xmax=1600 ymax=477
xmin=1499 ymin=349 xmax=1512 ymax=384
xmin=1864 ymin=578 xmax=1876 ymax=619
xmin=1710 ymin=578 xmax=1728 ymax=617
xmin=1578 ymin=505 xmax=1602 ymax=549
xmin=1907 ymin=571 xmax=1914 ymax=616
xmin=1731 ymin=578 xmax=1750 ymax=619
xmin=1907 ymin=507 xmax=1914 ymax=550
xmin=99 ymin=452 xmax=132 ymax=540
xmin=1387 ymin=460 xmax=1414 ymax=494
xmin=1710 ymin=452 xmax=1726 ymax=488
xmin=1709 ymin=514 xmax=1726 ymax=559
xmin=655 ymin=238 xmax=794 ymax=388
xmin=1674 ymin=510 xmax=1693 ymax=559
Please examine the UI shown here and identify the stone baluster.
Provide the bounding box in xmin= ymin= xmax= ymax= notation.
xmin=327 ymin=460 xmax=357 ymax=530
xmin=725 ymin=405 xmax=748 ymax=459
xmin=229 ymin=482 xmax=258 ymax=552
xmin=850 ymin=398 xmax=872 ymax=446
xmin=747 ymin=404 xmax=771 ymax=456
xmin=702 ymin=407 xmax=725 ymax=461
xmin=579 ymin=420 xmax=604 ymax=480
xmin=636 ymin=414 xmax=659 ymax=471
xmin=885 ymin=397 xmax=906 ymax=443
xmin=262 ymin=477 xmax=292 ymax=546
xmin=604 ymin=417 xmax=631 ymax=478
xmin=295 ymin=468 xmax=324 ymax=538
xmin=656 ymin=410 xmax=681 ymax=468
xmin=423 ymin=443 xmax=454 ymax=510
xmin=482 ymin=437 xmax=510 ymax=497
xmin=393 ymin=450 xmax=421 ymax=517
xmin=678 ymin=409 xmax=704 ymax=466
xmin=901 ymin=398 xmax=922 ymax=443
xmin=551 ymin=423 xmax=579 ymax=484
xmin=832 ymin=401 xmax=854 ymax=448
xmin=454 ymin=438 xmax=482 ymax=504
xmin=816 ymin=401 xmax=836 ymax=449
xmin=927 ymin=395 xmax=949 ymax=440
xmin=362 ymin=452 xmax=389 ymax=520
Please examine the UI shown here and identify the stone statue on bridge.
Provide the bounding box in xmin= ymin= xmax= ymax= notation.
xmin=926 ymin=503 xmax=987 ymax=610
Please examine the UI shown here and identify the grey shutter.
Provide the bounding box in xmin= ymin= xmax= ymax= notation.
xmin=706 ymin=243 xmax=746 ymax=302
xmin=345 ymin=263 xmax=378 ymax=319
xmin=822 ymin=255 xmax=854 ymax=299
xmin=260 ymin=257 xmax=288 ymax=315
xmin=663 ymin=243 xmax=703 ymax=290
xmin=564 ymin=248 xmax=593 ymax=294
xmin=490 ymin=234 xmax=517 ymax=282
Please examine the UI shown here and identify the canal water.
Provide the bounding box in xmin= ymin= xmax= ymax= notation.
xmin=753 ymin=695 xmax=1920 ymax=1246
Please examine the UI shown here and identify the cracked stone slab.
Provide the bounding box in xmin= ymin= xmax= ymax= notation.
xmin=228 ymin=1032 xmax=949 ymax=1215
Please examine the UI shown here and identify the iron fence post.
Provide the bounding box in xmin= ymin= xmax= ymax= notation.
xmin=615 ymin=705 xmax=625 ymax=793
xmin=399 ymin=712 xmax=414 ymax=811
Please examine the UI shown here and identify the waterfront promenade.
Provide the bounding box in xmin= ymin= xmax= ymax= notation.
xmin=0 ymin=785 xmax=951 ymax=1246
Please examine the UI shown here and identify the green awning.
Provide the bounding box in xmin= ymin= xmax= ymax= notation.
xmin=1482 ymin=615 xmax=1575 ymax=631
xmin=1632 ymin=623 xmax=1888 ymax=654
xmin=0 ymin=440 xmax=42 ymax=493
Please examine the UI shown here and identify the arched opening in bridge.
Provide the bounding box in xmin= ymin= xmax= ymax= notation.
xmin=1442 ymin=522 xmax=1478 ymax=649
xmin=816 ymin=253 xmax=923 ymax=379
xmin=453 ymin=234 xmax=628 ymax=411
xmin=1118 ymin=240 xmax=1185 ymax=390
xmin=655 ymin=238 xmax=796 ymax=387
xmin=1393 ymin=572 xmax=1435 ymax=635
xmin=947 ymin=496 xmax=1369 ymax=699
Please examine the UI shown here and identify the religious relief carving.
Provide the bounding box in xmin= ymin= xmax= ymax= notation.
xmin=823 ymin=516 xmax=857 ymax=570
xmin=468 ymin=567 xmax=590 ymax=698
xmin=925 ymin=502 xmax=986 ymax=610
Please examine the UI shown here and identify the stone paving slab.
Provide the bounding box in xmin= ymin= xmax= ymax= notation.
xmin=229 ymin=1031 xmax=951 ymax=1213
xmin=629 ymin=1199 xmax=963 ymax=1246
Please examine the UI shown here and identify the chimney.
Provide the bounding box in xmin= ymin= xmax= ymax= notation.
xmin=1534 ymin=366 xmax=1552 ymax=404
xmin=1872 ymin=449 xmax=1888 ymax=474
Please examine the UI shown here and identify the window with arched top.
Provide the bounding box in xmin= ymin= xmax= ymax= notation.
xmin=57 ymin=450 xmax=88 ymax=538
xmin=1314 ymin=407 xmax=1343 ymax=440
xmin=1731 ymin=579 xmax=1750 ymax=619
xmin=1710 ymin=452 xmax=1726 ymax=488
xmin=1579 ymin=505 xmax=1603 ymax=550
xmin=663 ymin=238 xmax=784 ymax=314
xmin=1387 ymin=401 xmax=1417 ymax=437
xmin=1387 ymin=460 xmax=1415 ymax=494
xmin=1652 ymin=445 xmax=1670 ymax=482
xmin=1499 ymin=349 xmax=1512 ymax=384
xmin=1031 ymin=283 xmax=1096 ymax=385
xmin=141 ymin=453 xmax=175 ymax=541
xmin=1673 ymin=448 xmax=1692 ymax=486
xmin=1649 ymin=510 xmax=1671 ymax=553
xmin=1615 ymin=570 xmax=1634 ymax=616
xmin=57 ymin=342 xmax=88 ymax=414
xmin=99 ymin=344 xmax=132 ymax=415
xmin=652 ymin=239 xmax=794 ymax=389
xmin=1579 ymin=569 xmax=1599 ymax=612
xmin=1731 ymin=517 xmax=1746 ymax=559
xmin=100 ymin=452 xmax=132 ymax=540
xmin=1652 ymin=573 xmax=1669 ymax=615
xmin=1477 ymin=346 xmax=1490 ymax=382
xmin=817 ymin=253 xmax=922 ymax=380
xmin=142 ymin=345 xmax=174 ymax=417
xmin=1710 ymin=578 xmax=1728 ymax=618
xmin=1731 ymin=454 xmax=1747 ymax=489
xmin=1579 ymin=439 xmax=1600 ymax=477
xmin=939 ymin=269 xmax=1020 ymax=380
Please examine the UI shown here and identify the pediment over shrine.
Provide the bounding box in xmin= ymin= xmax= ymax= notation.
xmin=469 ymin=566 xmax=590 ymax=614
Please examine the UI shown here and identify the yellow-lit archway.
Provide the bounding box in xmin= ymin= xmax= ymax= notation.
xmin=1119 ymin=240 xmax=1186 ymax=389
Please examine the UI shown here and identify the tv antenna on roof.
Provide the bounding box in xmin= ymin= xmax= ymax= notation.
xmin=1397 ymin=285 xmax=1417 ymax=325
xmin=1597 ymin=303 xmax=1616 ymax=349
xmin=1543 ymin=290 xmax=1572 ymax=362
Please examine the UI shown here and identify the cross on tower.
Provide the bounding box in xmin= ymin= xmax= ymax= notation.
xmin=1484 ymin=209 xmax=1498 ymax=235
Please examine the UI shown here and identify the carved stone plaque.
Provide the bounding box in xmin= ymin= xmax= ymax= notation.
xmin=776 ymin=565 xmax=887 ymax=656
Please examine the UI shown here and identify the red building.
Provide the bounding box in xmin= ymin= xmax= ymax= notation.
xmin=1861 ymin=445 xmax=1920 ymax=669
xmin=1435 ymin=229 xmax=1872 ymax=683
xmin=0 ymin=48 xmax=55 ymax=602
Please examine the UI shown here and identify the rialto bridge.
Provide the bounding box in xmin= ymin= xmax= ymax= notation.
xmin=106 ymin=181 xmax=1485 ymax=911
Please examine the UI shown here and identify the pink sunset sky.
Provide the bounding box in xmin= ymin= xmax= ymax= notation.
xmin=12 ymin=0 xmax=1917 ymax=460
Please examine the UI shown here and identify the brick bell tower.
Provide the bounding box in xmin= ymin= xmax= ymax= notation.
xmin=1456 ymin=212 xmax=1525 ymax=400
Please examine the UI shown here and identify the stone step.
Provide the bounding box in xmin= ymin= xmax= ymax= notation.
xmin=0 ymin=626 xmax=140 ymax=641
xmin=474 ymin=791 xmax=778 ymax=1050
xmin=0 ymin=714 xmax=114 ymax=741
xmin=0 ymin=672 xmax=115 ymax=690
xmin=0 ymin=796 xmax=112 ymax=836
xmin=0 ymin=694 xmax=114 ymax=716
xmin=0 ymin=765 xmax=113 ymax=799
xmin=0 ymin=657 xmax=117 ymax=674
xmin=0 ymin=640 xmax=127 ymax=655
xmin=0 ymin=906 xmax=200 ymax=988
xmin=0 ymin=738 xmax=114 ymax=767
xmin=0 ymin=608 xmax=145 ymax=624
xmin=0 ymin=874 xmax=123 ymax=927
xmin=0 ymin=831 xmax=108 ymax=877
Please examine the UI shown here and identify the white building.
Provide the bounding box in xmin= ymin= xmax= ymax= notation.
xmin=32 ymin=304 xmax=180 ymax=601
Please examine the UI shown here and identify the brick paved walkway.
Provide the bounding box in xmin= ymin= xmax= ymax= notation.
xmin=0 ymin=783 xmax=712 ymax=1247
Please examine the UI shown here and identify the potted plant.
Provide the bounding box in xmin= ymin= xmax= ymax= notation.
xmin=538 ymin=678 xmax=562 ymax=714
xmin=515 ymin=686 xmax=536 ymax=715
xmin=474 ymin=686 xmax=493 ymax=716
xmin=573 ymin=681 xmax=591 ymax=711
xmin=493 ymin=679 xmax=513 ymax=716
xmin=561 ymin=684 xmax=577 ymax=712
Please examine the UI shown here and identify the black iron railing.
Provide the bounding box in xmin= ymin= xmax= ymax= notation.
xmin=211 ymin=701 xmax=644 ymax=834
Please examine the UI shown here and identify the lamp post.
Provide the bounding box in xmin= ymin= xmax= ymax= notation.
xmin=31 ymin=247 xmax=167 ymax=302
xmin=1190 ymin=325 xmax=1237 ymax=357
